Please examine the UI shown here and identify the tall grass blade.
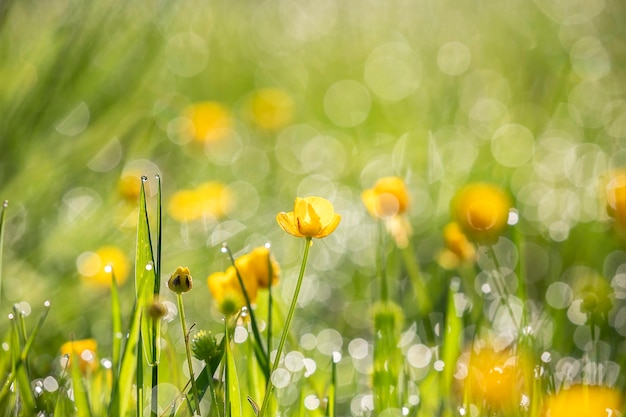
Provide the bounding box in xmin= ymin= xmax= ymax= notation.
xmin=69 ymin=350 xmax=93 ymax=417
xmin=135 ymin=177 xmax=160 ymax=366
xmin=225 ymin=322 xmax=243 ymax=417
xmin=0 ymin=201 xmax=7 ymax=308
xmin=110 ymin=271 xmax=123 ymax=382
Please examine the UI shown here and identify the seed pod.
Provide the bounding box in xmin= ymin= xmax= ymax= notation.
xmin=168 ymin=266 xmax=193 ymax=294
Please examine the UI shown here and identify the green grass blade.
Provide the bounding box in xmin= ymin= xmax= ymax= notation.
xmin=69 ymin=351 xmax=93 ymax=417
xmin=135 ymin=177 xmax=160 ymax=366
xmin=325 ymin=355 xmax=337 ymax=417
xmin=110 ymin=271 xmax=123 ymax=382
xmin=108 ymin=302 xmax=141 ymax=417
xmin=225 ymin=323 xmax=242 ymax=417
xmin=0 ymin=200 xmax=7 ymax=308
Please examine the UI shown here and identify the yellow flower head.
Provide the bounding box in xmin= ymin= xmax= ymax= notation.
xmin=247 ymin=88 xmax=294 ymax=130
xmin=543 ymin=385 xmax=622 ymax=417
xmin=362 ymin=176 xmax=410 ymax=219
xmin=445 ymin=222 xmax=476 ymax=262
xmin=463 ymin=345 xmax=531 ymax=412
xmin=452 ymin=183 xmax=511 ymax=244
xmin=276 ymin=196 xmax=341 ymax=239
xmin=60 ymin=338 xmax=98 ymax=374
xmin=118 ymin=171 xmax=142 ymax=203
xmin=604 ymin=169 xmax=626 ymax=231
xmin=235 ymin=246 xmax=280 ymax=289
xmin=167 ymin=182 xmax=232 ymax=222
xmin=183 ymin=101 xmax=231 ymax=143
xmin=207 ymin=266 xmax=258 ymax=315
xmin=78 ymin=246 xmax=130 ymax=288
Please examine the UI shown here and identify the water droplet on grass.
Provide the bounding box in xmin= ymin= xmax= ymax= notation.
xmin=270 ymin=368 xmax=291 ymax=388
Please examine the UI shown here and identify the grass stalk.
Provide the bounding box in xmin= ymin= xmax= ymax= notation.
xmin=176 ymin=293 xmax=201 ymax=415
xmin=258 ymin=237 xmax=312 ymax=417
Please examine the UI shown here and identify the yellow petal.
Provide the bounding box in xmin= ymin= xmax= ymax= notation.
xmin=276 ymin=211 xmax=303 ymax=237
xmin=316 ymin=213 xmax=341 ymax=238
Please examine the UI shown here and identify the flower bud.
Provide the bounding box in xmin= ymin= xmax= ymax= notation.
xmin=192 ymin=330 xmax=222 ymax=362
xmin=168 ymin=266 xmax=193 ymax=294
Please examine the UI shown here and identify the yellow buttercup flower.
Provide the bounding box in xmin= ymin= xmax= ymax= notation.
xmin=78 ymin=246 xmax=130 ymax=288
xmin=118 ymin=171 xmax=142 ymax=203
xmin=207 ymin=266 xmax=257 ymax=315
xmin=167 ymin=182 xmax=232 ymax=222
xmin=276 ymin=196 xmax=341 ymax=239
xmin=438 ymin=222 xmax=476 ymax=269
xmin=462 ymin=345 xmax=531 ymax=412
xmin=235 ymin=246 xmax=280 ymax=289
xmin=183 ymin=101 xmax=231 ymax=143
xmin=604 ymin=169 xmax=626 ymax=231
xmin=247 ymin=88 xmax=294 ymax=130
xmin=60 ymin=338 xmax=98 ymax=374
xmin=543 ymin=385 xmax=622 ymax=417
xmin=362 ymin=176 xmax=410 ymax=219
xmin=452 ymin=183 xmax=511 ymax=244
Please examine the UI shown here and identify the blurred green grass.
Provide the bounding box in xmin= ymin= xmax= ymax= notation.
xmin=1 ymin=0 xmax=626 ymax=413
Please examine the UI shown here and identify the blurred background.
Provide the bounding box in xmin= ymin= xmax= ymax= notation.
xmin=2 ymin=0 xmax=626 ymax=406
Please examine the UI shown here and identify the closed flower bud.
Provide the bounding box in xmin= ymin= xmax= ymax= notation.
xmin=168 ymin=266 xmax=193 ymax=294
xmin=147 ymin=297 xmax=167 ymax=319
xmin=192 ymin=330 xmax=222 ymax=362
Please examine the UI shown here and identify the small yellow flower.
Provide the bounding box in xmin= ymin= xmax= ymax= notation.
xmin=276 ymin=196 xmax=341 ymax=239
xmin=439 ymin=222 xmax=476 ymax=269
xmin=462 ymin=345 xmax=531 ymax=412
xmin=361 ymin=176 xmax=410 ymax=219
xmin=183 ymin=101 xmax=231 ymax=143
xmin=78 ymin=246 xmax=130 ymax=288
xmin=235 ymin=246 xmax=280 ymax=289
xmin=60 ymin=338 xmax=98 ymax=374
xmin=247 ymin=88 xmax=294 ymax=130
xmin=452 ymin=183 xmax=511 ymax=244
xmin=168 ymin=266 xmax=193 ymax=294
xmin=118 ymin=171 xmax=142 ymax=203
xmin=207 ymin=267 xmax=257 ymax=315
xmin=167 ymin=182 xmax=232 ymax=222
xmin=604 ymin=169 xmax=626 ymax=231
xmin=542 ymin=385 xmax=622 ymax=417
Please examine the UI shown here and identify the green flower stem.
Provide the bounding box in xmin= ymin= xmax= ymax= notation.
xmin=401 ymin=241 xmax=432 ymax=315
xmin=176 ymin=293 xmax=201 ymax=416
xmin=376 ymin=221 xmax=389 ymax=302
xmin=259 ymin=237 xmax=312 ymax=417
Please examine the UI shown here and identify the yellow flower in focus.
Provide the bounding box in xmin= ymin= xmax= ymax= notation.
xmin=604 ymin=169 xmax=626 ymax=231
xmin=60 ymin=338 xmax=98 ymax=374
xmin=183 ymin=101 xmax=231 ymax=143
xmin=463 ymin=346 xmax=531 ymax=412
xmin=276 ymin=196 xmax=341 ymax=239
xmin=78 ymin=246 xmax=130 ymax=288
xmin=362 ymin=176 xmax=410 ymax=218
xmin=167 ymin=182 xmax=232 ymax=222
xmin=248 ymin=88 xmax=294 ymax=130
xmin=452 ymin=183 xmax=511 ymax=244
xmin=543 ymin=385 xmax=622 ymax=417
xmin=235 ymin=246 xmax=280 ymax=289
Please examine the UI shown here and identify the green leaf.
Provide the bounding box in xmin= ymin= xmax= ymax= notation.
xmin=69 ymin=349 xmax=93 ymax=417
xmin=111 ymin=271 xmax=123 ymax=382
xmin=135 ymin=177 xmax=160 ymax=366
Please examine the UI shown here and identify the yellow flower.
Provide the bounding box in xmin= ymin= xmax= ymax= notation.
xmin=183 ymin=101 xmax=231 ymax=143
xmin=604 ymin=169 xmax=626 ymax=231
xmin=235 ymin=246 xmax=280 ymax=289
xmin=168 ymin=266 xmax=193 ymax=294
xmin=463 ymin=345 xmax=531 ymax=412
xmin=247 ymin=88 xmax=294 ymax=130
xmin=78 ymin=246 xmax=130 ymax=288
xmin=60 ymin=338 xmax=98 ymax=374
xmin=167 ymin=182 xmax=232 ymax=222
xmin=276 ymin=196 xmax=341 ymax=239
xmin=452 ymin=183 xmax=511 ymax=244
xmin=118 ymin=171 xmax=142 ymax=203
xmin=543 ymin=385 xmax=622 ymax=417
xmin=207 ymin=266 xmax=257 ymax=315
xmin=362 ymin=176 xmax=410 ymax=219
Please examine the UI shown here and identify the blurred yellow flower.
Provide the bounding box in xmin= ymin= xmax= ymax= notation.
xmin=207 ymin=246 xmax=280 ymax=314
xmin=604 ymin=169 xmax=626 ymax=231
xmin=452 ymin=183 xmax=511 ymax=244
xmin=247 ymin=88 xmax=294 ymax=130
xmin=463 ymin=345 xmax=531 ymax=412
xmin=118 ymin=171 xmax=142 ymax=203
xmin=78 ymin=246 xmax=130 ymax=288
xmin=235 ymin=246 xmax=280 ymax=289
xmin=60 ymin=338 xmax=98 ymax=374
xmin=276 ymin=196 xmax=341 ymax=239
xmin=543 ymin=385 xmax=622 ymax=417
xmin=438 ymin=222 xmax=476 ymax=269
xmin=183 ymin=101 xmax=231 ymax=143
xmin=167 ymin=182 xmax=232 ymax=222
xmin=362 ymin=176 xmax=410 ymax=218
xmin=362 ymin=177 xmax=412 ymax=247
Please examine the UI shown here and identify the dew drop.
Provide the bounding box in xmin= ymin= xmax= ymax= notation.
xmin=2 ymin=200 xmax=8 ymax=208
xmin=104 ymin=264 xmax=113 ymax=273
xmin=304 ymin=394 xmax=320 ymax=410
xmin=141 ymin=175 xmax=148 ymax=183
xmin=332 ymin=351 xmax=342 ymax=363
xmin=433 ymin=360 xmax=445 ymax=371
xmin=154 ymin=174 xmax=161 ymax=180
xmin=264 ymin=242 xmax=271 ymax=249
xmin=44 ymin=300 xmax=51 ymax=307
xmin=221 ymin=242 xmax=229 ymax=253
xmin=145 ymin=262 xmax=153 ymax=271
